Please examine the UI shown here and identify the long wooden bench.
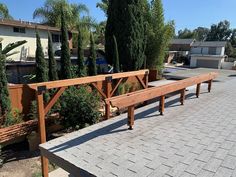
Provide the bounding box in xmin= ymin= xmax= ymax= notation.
xmin=106 ymin=72 xmax=218 ymax=130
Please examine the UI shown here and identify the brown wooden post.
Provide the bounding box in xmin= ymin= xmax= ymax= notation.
xmin=180 ymin=89 xmax=186 ymax=105
xmin=105 ymin=76 xmax=112 ymax=119
xmin=159 ymin=95 xmax=165 ymax=115
xmin=196 ymin=83 xmax=201 ymax=98
xmin=128 ymin=105 xmax=134 ymax=130
xmin=36 ymin=86 xmax=49 ymax=177
xmin=208 ymin=80 xmax=212 ymax=93
xmin=145 ymin=71 xmax=149 ymax=88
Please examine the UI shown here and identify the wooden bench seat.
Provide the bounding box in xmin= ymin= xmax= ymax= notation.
xmin=105 ymin=72 xmax=218 ymax=130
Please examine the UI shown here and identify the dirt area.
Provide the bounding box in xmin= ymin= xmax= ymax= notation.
xmin=0 ymin=141 xmax=43 ymax=177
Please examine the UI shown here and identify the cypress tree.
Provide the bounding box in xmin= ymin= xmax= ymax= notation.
xmin=60 ymin=7 xmax=72 ymax=79
xmin=105 ymin=0 xmax=146 ymax=71
xmin=112 ymin=35 xmax=120 ymax=73
xmin=48 ymin=32 xmax=58 ymax=81
xmin=88 ymin=32 xmax=97 ymax=76
xmin=77 ymin=29 xmax=85 ymax=77
xmin=146 ymin=0 xmax=174 ymax=71
xmin=0 ymin=44 xmax=11 ymax=120
xmin=35 ymin=30 xmax=48 ymax=82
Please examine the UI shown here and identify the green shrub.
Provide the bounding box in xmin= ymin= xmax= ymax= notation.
xmin=3 ymin=108 xmax=24 ymax=127
xmin=60 ymin=86 xmax=101 ymax=129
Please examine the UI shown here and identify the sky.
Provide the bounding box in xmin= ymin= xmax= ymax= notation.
xmin=1 ymin=0 xmax=236 ymax=32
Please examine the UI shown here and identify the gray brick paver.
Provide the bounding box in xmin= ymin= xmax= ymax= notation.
xmin=185 ymin=159 xmax=206 ymax=175
xmin=221 ymin=155 xmax=236 ymax=170
xmin=203 ymin=157 xmax=222 ymax=173
xmin=213 ymin=167 xmax=233 ymax=177
xmin=41 ymin=75 xmax=236 ymax=177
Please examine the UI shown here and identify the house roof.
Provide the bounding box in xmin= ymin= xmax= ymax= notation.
xmin=192 ymin=41 xmax=227 ymax=47
xmin=0 ymin=19 xmax=77 ymax=33
xmin=170 ymin=39 xmax=195 ymax=45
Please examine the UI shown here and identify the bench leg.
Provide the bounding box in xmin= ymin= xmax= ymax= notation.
xmin=196 ymin=83 xmax=201 ymax=98
xmin=208 ymin=80 xmax=212 ymax=93
xmin=159 ymin=96 xmax=165 ymax=115
xmin=128 ymin=106 xmax=134 ymax=130
xmin=180 ymin=89 xmax=186 ymax=105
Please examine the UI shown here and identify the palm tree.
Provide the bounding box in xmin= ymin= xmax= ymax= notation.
xmin=33 ymin=0 xmax=89 ymax=30
xmin=96 ymin=0 xmax=109 ymax=15
xmin=0 ymin=3 xmax=13 ymax=19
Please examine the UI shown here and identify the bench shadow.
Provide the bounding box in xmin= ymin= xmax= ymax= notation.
xmin=47 ymin=92 xmax=196 ymax=153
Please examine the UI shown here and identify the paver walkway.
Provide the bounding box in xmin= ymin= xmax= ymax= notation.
xmin=43 ymin=74 xmax=236 ymax=177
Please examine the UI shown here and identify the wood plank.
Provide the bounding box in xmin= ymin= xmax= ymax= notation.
xmin=91 ymin=83 xmax=107 ymax=99
xmin=29 ymin=70 xmax=149 ymax=90
xmin=196 ymin=83 xmax=201 ymax=98
xmin=208 ymin=79 xmax=213 ymax=92
xmin=136 ymin=75 xmax=146 ymax=89
xmin=128 ymin=106 xmax=135 ymax=130
xmin=180 ymin=89 xmax=186 ymax=105
xmin=159 ymin=96 xmax=165 ymax=115
xmin=110 ymin=78 xmax=123 ymax=97
xmin=44 ymin=87 xmax=67 ymax=115
xmin=108 ymin=72 xmax=218 ymax=109
xmin=36 ymin=92 xmax=49 ymax=177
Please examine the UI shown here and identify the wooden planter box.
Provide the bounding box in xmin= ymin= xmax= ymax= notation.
xmin=0 ymin=120 xmax=38 ymax=145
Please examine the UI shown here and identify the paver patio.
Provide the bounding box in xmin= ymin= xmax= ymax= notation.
xmin=42 ymin=71 xmax=236 ymax=177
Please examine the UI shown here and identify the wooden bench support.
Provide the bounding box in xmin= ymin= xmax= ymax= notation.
xmin=159 ymin=96 xmax=165 ymax=115
xmin=107 ymin=72 xmax=218 ymax=130
xmin=208 ymin=80 xmax=212 ymax=93
xmin=196 ymin=83 xmax=201 ymax=98
xmin=180 ymin=89 xmax=186 ymax=105
xmin=128 ymin=106 xmax=135 ymax=130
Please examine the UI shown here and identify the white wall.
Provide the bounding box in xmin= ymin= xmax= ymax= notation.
xmin=0 ymin=25 xmax=61 ymax=61
xmin=190 ymin=56 xmax=224 ymax=68
xmin=191 ymin=46 xmax=224 ymax=56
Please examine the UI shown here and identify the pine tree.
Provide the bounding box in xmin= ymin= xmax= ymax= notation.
xmin=146 ymin=0 xmax=174 ymax=71
xmin=88 ymin=32 xmax=97 ymax=76
xmin=77 ymin=29 xmax=85 ymax=77
xmin=48 ymin=33 xmax=58 ymax=81
xmin=0 ymin=45 xmax=11 ymax=120
xmin=35 ymin=30 xmax=48 ymax=82
xmin=0 ymin=39 xmax=26 ymax=126
xmin=112 ymin=35 xmax=120 ymax=73
xmin=105 ymin=0 xmax=146 ymax=71
xmin=60 ymin=7 xmax=72 ymax=79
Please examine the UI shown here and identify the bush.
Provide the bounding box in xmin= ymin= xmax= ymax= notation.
xmin=3 ymin=109 xmax=24 ymax=127
xmin=60 ymin=86 xmax=101 ymax=129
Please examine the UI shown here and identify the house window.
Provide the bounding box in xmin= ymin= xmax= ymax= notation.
xmin=52 ymin=34 xmax=61 ymax=43
xmin=208 ymin=47 xmax=217 ymax=55
xmin=13 ymin=27 xmax=26 ymax=33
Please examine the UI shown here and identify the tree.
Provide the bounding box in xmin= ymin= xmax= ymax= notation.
xmin=33 ymin=0 xmax=89 ymax=30
xmin=48 ymin=33 xmax=58 ymax=81
xmin=177 ymin=28 xmax=195 ymax=39
xmin=0 ymin=38 xmax=26 ymax=125
xmin=35 ymin=30 xmax=48 ymax=82
xmin=0 ymin=3 xmax=13 ymax=19
xmin=146 ymin=0 xmax=175 ymax=71
xmin=193 ymin=27 xmax=209 ymax=41
xmin=113 ymin=35 xmax=120 ymax=73
xmin=60 ymin=7 xmax=72 ymax=79
xmin=77 ymin=29 xmax=85 ymax=77
xmin=206 ymin=20 xmax=232 ymax=41
xmin=88 ymin=32 xmax=97 ymax=76
xmin=96 ymin=0 xmax=109 ymax=15
xmin=105 ymin=0 xmax=146 ymax=71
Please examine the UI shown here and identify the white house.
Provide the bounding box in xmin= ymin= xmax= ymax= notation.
xmin=190 ymin=41 xmax=227 ymax=69
xmin=0 ymin=19 xmax=74 ymax=61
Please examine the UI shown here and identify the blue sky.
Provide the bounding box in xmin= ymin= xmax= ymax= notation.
xmin=1 ymin=0 xmax=236 ymax=32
